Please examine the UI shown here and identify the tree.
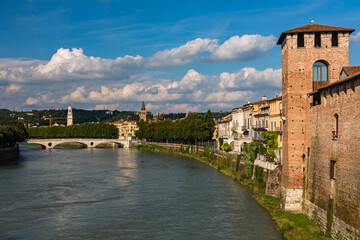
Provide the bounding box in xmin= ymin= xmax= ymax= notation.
xmin=221 ymin=143 xmax=232 ymax=152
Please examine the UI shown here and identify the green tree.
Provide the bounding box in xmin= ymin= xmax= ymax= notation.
xmin=221 ymin=142 xmax=232 ymax=152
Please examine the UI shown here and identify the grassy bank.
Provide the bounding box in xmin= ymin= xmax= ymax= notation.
xmin=136 ymin=143 xmax=333 ymax=240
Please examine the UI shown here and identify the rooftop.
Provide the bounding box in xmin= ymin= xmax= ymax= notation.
xmin=342 ymin=66 xmax=360 ymax=77
xmin=277 ymin=22 xmax=355 ymax=45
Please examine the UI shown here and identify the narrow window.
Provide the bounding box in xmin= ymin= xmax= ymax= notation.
xmin=297 ymin=33 xmax=304 ymax=48
xmin=332 ymin=32 xmax=338 ymax=47
xmin=271 ymin=121 xmax=273 ymax=130
xmin=274 ymin=121 xmax=277 ymax=129
xmin=280 ymin=120 xmax=282 ymax=131
xmin=330 ymin=160 xmax=336 ymax=179
xmin=280 ymin=134 xmax=282 ymax=142
xmin=333 ymin=114 xmax=339 ymax=139
xmin=315 ymin=32 xmax=321 ymax=47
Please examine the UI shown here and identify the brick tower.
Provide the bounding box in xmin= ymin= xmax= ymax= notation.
xmin=277 ymin=21 xmax=354 ymax=212
xmin=140 ymin=101 xmax=147 ymax=121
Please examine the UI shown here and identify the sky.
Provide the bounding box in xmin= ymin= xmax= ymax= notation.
xmin=1 ymin=0 xmax=360 ymax=113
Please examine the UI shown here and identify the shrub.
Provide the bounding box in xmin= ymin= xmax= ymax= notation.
xmin=218 ymin=137 xmax=224 ymax=149
xmin=210 ymin=150 xmax=214 ymax=162
xmin=221 ymin=142 xmax=232 ymax=152
xmin=227 ymin=154 xmax=233 ymax=168
xmin=185 ymin=145 xmax=190 ymax=153
xmin=235 ymin=155 xmax=241 ymax=172
xmin=190 ymin=145 xmax=194 ymax=154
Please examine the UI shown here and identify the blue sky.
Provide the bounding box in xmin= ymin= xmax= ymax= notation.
xmin=1 ymin=0 xmax=360 ymax=113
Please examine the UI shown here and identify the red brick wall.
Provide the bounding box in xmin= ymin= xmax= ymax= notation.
xmin=281 ymin=32 xmax=350 ymax=194
xmin=305 ymin=78 xmax=360 ymax=237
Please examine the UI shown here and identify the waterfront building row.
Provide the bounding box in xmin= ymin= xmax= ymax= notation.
xmin=216 ymin=95 xmax=283 ymax=160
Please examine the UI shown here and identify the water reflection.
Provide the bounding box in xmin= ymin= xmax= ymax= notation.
xmin=0 ymin=148 xmax=283 ymax=240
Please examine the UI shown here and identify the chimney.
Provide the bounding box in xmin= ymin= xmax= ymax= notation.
xmin=262 ymin=95 xmax=267 ymax=100
xmin=311 ymin=20 xmax=314 ymax=24
xmin=247 ymin=100 xmax=251 ymax=104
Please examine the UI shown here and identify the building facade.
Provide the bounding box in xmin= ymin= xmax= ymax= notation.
xmin=112 ymin=120 xmax=139 ymax=139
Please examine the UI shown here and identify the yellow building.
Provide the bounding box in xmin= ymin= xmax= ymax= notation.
xmin=268 ymin=96 xmax=283 ymax=147
xmin=111 ymin=120 xmax=139 ymax=139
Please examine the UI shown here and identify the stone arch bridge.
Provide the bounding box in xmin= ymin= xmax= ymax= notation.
xmin=26 ymin=138 xmax=131 ymax=149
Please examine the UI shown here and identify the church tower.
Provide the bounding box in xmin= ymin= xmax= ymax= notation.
xmin=140 ymin=101 xmax=147 ymax=121
xmin=67 ymin=106 xmax=73 ymax=126
xmin=277 ymin=22 xmax=354 ymax=212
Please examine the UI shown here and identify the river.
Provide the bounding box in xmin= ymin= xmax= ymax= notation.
xmin=0 ymin=145 xmax=283 ymax=239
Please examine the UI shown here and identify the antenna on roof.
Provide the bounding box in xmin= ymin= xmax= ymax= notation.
xmin=311 ymin=20 xmax=315 ymax=24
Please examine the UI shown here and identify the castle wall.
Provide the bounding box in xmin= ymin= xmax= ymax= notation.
xmin=304 ymin=77 xmax=360 ymax=239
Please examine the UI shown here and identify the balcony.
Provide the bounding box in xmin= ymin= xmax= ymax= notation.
xmin=252 ymin=123 xmax=269 ymax=130
xmin=233 ymin=135 xmax=251 ymax=140
xmin=253 ymin=137 xmax=266 ymax=142
xmin=255 ymin=109 xmax=269 ymax=116
xmin=231 ymin=127 xmax=237 ymax=132
xmin=259 ymin=103 xmax=269 ymax=109
xmin=274 ymin=127 xmax=283 ymax=133
xmin=242 ymin=125 xmax=248 ymax=131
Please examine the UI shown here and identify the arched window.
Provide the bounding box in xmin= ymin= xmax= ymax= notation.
xmin=313 ymin=61 xmax=328 ymax=82
xmin=279 ymin=102 xmax=282 ymax=110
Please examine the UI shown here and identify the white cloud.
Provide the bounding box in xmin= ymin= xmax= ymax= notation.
xmin=205 ymin=34 xmax=276 ymax=62
xmin=219 ymin=67 xmax=281 ymax=89
xmin=4 ymin=84 xmax=22 ymax=95
xmin=60 ymin=86 xmax=87 ymax=103
xmin=94 ymin=103 xmax=120 ymax=110
xmin=60 ymin=83 xmax=183 ymax=104
xmin=24 ymin=97 xmax=39 ymax=106
xmin=208 ymin=102 xmax=234 ymax=109
xmin=350 ymin=32 xmax=360 ymax=45
xmin=167 ymin=69 xmax=206 ymax=92
xmin=0 ymin=48 xmax=143 ymax=83
xmin=146 ymin=38 xmax=218 ymax=68
xmin=23 ymin=93 xmax=56 ymax=106
xmin=204 ymin=90 xmax=254 ymax=102
xmin=164 ymin=103 xmax=201 ymax=113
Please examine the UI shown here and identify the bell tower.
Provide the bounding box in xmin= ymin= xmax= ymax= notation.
xmin=277 ymin=21 xmax=354 ymax=212
xmin=140 ymin=101 xmax=147 ymax=121
xmin=67 ymin=106 xmax=73 ymax=126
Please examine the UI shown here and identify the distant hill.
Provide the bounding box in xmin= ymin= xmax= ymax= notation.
xmin=0 ymin=108 xmax=231 ymax=126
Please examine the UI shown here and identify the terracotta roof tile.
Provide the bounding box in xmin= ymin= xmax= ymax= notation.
xmin=343 ymin=66 xmax=360 ymax=77
xmin=310 ymin=71 xmax=360 ymax=93
xmin=277 ymin=23 xmax=355 ymax=45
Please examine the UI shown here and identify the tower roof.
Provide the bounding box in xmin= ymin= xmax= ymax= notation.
xmin=277 ymin=22 xmax=355 ymax=45
xmin=141 ymin=101 xmax=146 ymax=111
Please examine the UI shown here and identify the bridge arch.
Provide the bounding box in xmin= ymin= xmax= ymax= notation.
xmin=94 ymin=141 xmax=124 ymax=148
xmin=53 ymin=141 xmax=88 ymax=149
